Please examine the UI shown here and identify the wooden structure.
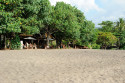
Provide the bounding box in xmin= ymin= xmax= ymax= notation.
xmin=20 ymin=33 xmax=55 ymax=49
xmin=0 ymin=33 xmax=55 ymax=50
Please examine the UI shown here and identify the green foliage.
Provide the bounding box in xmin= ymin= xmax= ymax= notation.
xmin=119 ymin=30 xmax=125 ymax=49
xmin=92 ymin=43 xmax=100 ymax=49
xmin=38 ymin=0 xmax=52 ymax=26
xmin=80 ymin=21 xmax=98 ymax=46
xmin=50 ymin=41 xmax=56 ymax=48
xmin=99 ymin=21 xmax=114 ymax=32
xmin=2 ymin=0 xmax=124 ymax=50
xmin=21 ymin=0 xmax=41 ymax=35
xmin=53 ymin=2 xmax=86 ymax=47
xmin=0 ymin=0 xmax=22 ymax=34
xmin=37 ymin=0 xmax=53 ymax=47
xmin=113 ymin=18 xmax=125 ymax=49
xmin=115 ymin=18 xmax=125 ymax=33
xmin=0 ymin=0 xmax=40 ymax=35
xmin=98 ymin=18 xmax=125 ymax=49
xmin=97 ymin=32 xmax=117 ymax=49
xmin=10 ymin=35 xmax=21 ymax=50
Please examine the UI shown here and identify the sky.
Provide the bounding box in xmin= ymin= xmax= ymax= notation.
xmin=49 ymin=0 xmax=125 ymax=27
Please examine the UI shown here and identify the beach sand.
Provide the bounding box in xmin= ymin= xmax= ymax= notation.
xmin=0 ymin=49 xmax=125 ymax=83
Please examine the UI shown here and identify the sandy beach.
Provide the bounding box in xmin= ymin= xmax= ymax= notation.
xmin=0 ymin=49 xmax=125 ymax=83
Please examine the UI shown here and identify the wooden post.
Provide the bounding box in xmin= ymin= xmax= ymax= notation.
xmin=0 ymin=35 xmax=1 ymax=49
xmin=37 ymin=39 xmax=39 ymax=48
xmin=4 ymin=35 xmax=6 ymax=49
xmin=46 ymin=32 xmax=50 ymax=49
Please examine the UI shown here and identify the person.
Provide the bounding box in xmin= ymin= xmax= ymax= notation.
xmin=33 ymin=43 xmax=37 ymax=49
xmin=29 ymin=43 xmax=33 ymax=49
xmin=26 ymin=42 xmax=29 ymax=49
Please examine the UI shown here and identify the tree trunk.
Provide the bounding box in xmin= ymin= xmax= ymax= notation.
xmin=73 ymin=43 xmax=74 ymax=49
xmin=56 ymin=40 xmax=58 ymax=48
xmin=67 ymin=42 xmax=69 ymax=49
xmin=4 ymin=35 xmax=6 ymax=49
xmin=104 ymin=45 xmax=107 ymax=50
xmin=0 ymin=35 xmax=1 ymax=49
xmin=75 ymin=45 xmax=76 ymax=49
xmin=89 ymin=43 xmax=92 ymax=49
xmin=46 ymin=32 xmax=50 ymax=49
xmin=59 ymin=40 xmax=62 ymax=49
xmin=56 ymin=39 xmax=62 ymax=49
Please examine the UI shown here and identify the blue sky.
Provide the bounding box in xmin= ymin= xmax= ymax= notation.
xmin=50 ymin=0 xmax=125 ymax=27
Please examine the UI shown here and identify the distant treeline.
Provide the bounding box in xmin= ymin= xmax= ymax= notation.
xmin=0 ymin=0 xmax=125 ymax=49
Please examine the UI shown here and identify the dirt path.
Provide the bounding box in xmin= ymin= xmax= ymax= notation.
xmin=0 ymin=49 xmax=125 ymax=83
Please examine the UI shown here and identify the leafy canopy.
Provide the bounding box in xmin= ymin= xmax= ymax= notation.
xmin=97 ymin=32 xmax=117 ymax=48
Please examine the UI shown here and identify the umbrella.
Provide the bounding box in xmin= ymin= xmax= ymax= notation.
xmin=24 ymin=37 xmax=36 ymax=40
xmin=44 ymin=38 xmax=54 ymax=41
xmin=24 ymin=37 xmax=36 ymax=44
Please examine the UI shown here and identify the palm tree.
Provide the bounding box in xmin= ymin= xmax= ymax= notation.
xmin=115 ymin=18 xmax=125 ymax=48
xmin=115 ymin=18 xmax=125 ymax=33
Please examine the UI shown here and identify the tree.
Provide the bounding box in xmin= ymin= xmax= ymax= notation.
xmin=79 ymin=21 xmax=98 ymax=47
xmin=98 ymin=21 xmax=115 ymax=32
xmin=120 ymin=30 xmax=125 ymax=49
xmin=0 ymin=0 xmax=22 ymax=34
xmin=115 ymin=18 xmax=125 ymax=49
xmin=37 ymin=0 xmax=52 ymax=48
xmin=0 ymin=0 xmax=41 ymax=49
xmin=97 ymin=32 xmax=117 ymax=49
xmin=0 ymin=0 xmax=22 ymax=49
xmin=21 ymin=0 xmax=40 ymax=35
xmin=115 ymin=18 xmax=125 ymax=33
xmin=71 ymin=7 xmax=85 ymax=47
xmin=53 ymin=2 xmax=82 ymax=48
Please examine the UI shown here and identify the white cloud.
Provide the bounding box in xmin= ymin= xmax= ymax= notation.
xmin=50 ymin=0 xmax=125 ymax=27
xmin=113 ymin=0 xmax=125 ymax=5
xmin=49 ymin=0 xmax=104 ymax=12
xmin=50 ymin=0 xmax=70 ymax=5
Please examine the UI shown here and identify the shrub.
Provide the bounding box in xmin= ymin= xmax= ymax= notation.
xmin=92 ymin=44 xmax=100 ymax=49
xmin=50 ymin=41 xmax=56 ymax=48
xmin=87 ymin=44 xmax=92 ymax=49
xmin=10 ymin=35 xmax=21 ymax=50
xmin=97 ymin=32 xmax=117 ymax=49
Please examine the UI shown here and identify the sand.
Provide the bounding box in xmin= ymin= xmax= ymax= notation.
xmin=0 ymin=49 xmax=125 ymax=83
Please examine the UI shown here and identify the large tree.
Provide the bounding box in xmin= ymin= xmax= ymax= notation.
xmin=98 ymin=21 xmax=115 ymax=32
xmin=53 ymin=2 xmax=83 ymax=48
xmin=37 ymin=0 xmax=53 ymax=48
xmin=115 ymin=18 xmax=125 ymax=33
xmin=0 ymin=0 xmax=41 ymax=49
xmin=20 ymin=0 xmax=41 ymax=35
xmin=79 ymin=20 xmax=98 ymax=47
xmin=0 ymin=0 xmax=22 ymax=34
xmin=115 ymin=18 xmax=125 ymax=49
xmin=0 ymin=0 xmax=22 ymax=49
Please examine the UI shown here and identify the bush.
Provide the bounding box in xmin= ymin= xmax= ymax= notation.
xmin=87 ymin=44 xmax=92 ymax=49
xmin=120 ymin=46 xmax=125 ymax=50
xmin=92 ymin=44 xmax=100 ymax=49
xmin=10 ymin=35 xmax=21 ymax=50
xmin=50 ymin=41 xmax=56 ymax=48
xmin=97 ymin=32 xmax=117 ymax=49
